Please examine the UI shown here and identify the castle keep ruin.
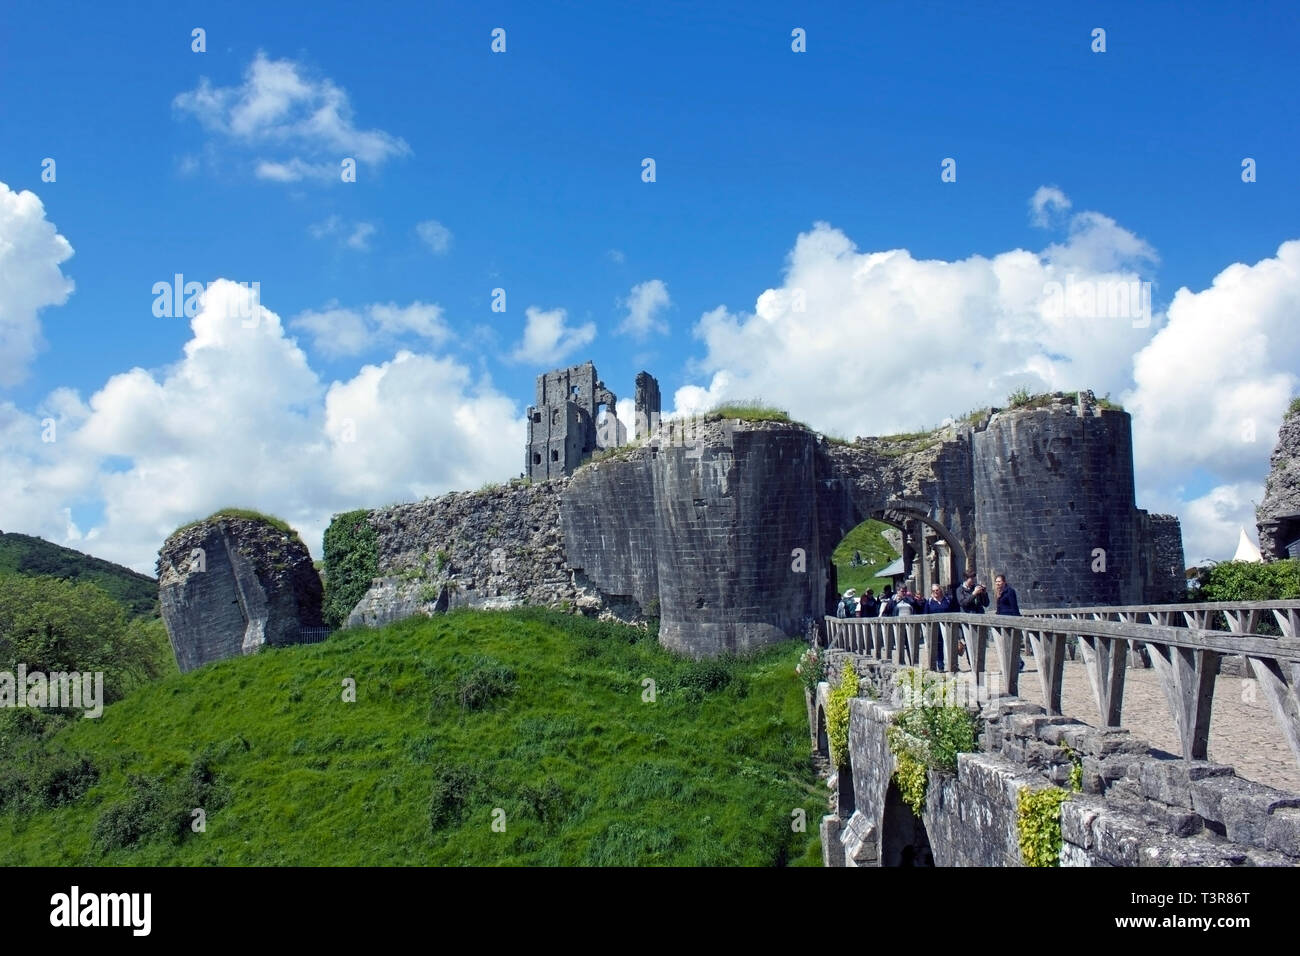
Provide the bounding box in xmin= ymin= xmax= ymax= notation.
xmin=160 ymin=364 xmax=1186 ymax=667
xmin=338 ymin=371 xmax=1185 ymax=659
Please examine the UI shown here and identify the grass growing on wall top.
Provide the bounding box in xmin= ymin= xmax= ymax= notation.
xmin=170 ymin=508 xmax=296 ymax=537
xmin=0 ymin=608 xmax=824 ymax=866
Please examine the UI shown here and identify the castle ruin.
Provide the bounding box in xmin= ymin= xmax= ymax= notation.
xmin=524 ymin=361 xmax=660 ymax=479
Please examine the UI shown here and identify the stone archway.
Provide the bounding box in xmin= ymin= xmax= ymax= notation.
xmin=880 ymin=780 xmax=935 ymax=867
xmin=869 ymin=503 xmax=969 ymax=598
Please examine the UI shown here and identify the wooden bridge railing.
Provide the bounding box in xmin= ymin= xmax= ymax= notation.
xmin=824 ymin=611 xmax=1300 ymax=773
xmin=1028 ymin=600 xmax=1300 ymax=638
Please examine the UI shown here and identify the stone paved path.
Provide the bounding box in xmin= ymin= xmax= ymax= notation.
xmin=941 ymin=656 xmax=1300 ymax=794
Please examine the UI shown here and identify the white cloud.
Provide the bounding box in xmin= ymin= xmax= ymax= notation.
xmin=510 ymin=306 xmax=596 ymax=366
xmin=346 ymin=222 xmax=376 ymax=251
xmin=606 ymin=249 xmax=626 ymax=264
xmin=1166 ymin=482 xmax=1267 ymax=566
xmin=672 ymin=190 xmax=1300 ymax=561
xmin=290 ymin=300 xmax=449 ymax=359
xmin=307 ymin=216 xmax=377 ymax=252
xmin=1124 ymin=240 xmax=1300 ymax=486
xmin=1030 ymin=185 xmax=1071 ymax=227
xmin=174 ymin=52 xmax=411 ymax=181
xmin=0 ymin=281 xmax=519 ymax=572
xmin=416 ymin=220 xmax=452 ymax=255
xmin=618 ymin=279 xmax=671 ymax=339
xmin=0 ymin=183 xmax=75 ymax=386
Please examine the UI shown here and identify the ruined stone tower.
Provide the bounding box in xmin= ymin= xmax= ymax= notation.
xmin=524 ymin=362 xmax=659 ymax=479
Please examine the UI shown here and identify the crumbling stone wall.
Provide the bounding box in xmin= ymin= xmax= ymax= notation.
xmin=342 ymin=478 xmax=642 ymax=629
xmin=1258 ymin=403 xmax=1300 ymax=561
xmin=158 ymin=515 xmax=323 ymax=673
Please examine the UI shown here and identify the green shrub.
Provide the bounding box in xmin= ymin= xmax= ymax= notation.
xmin=454 ymin=656 xmax=517 ymax=711
xmin=1007 ymin=387 xmax=1032 ymax=408
xmin=172 ymin=508 xmax=293 ymax=536
xmin=886 ymin=669 xmax=981 ymax=814
xmin=826 ymin=661 xmax=858 ymax=770
xmin=1018 ymin=786 xmax=1068 ymax=866
xmin=429 ymin=762 xmax=480 ymax=829
xmin=0 ymin=575 xmax=173 ymax=700
xmin=1193 ymin=559 xmax=1300 ymax=602
xmin=91 ymin=752 xmax=225 ymax=853
xmin=322 ymin=509 xmax=378 ymax=628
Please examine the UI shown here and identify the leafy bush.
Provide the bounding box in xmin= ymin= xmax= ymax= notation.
xmin=322 ymin=509 xmax=378 ymax=628
xmin=0 ymin=749 xmax=98 ymax=814
xmin=795 ymin=646 xmax=827 ymax=698
xmin=826 ymin=661 xmax=858 ymax=770
xmin=886 ymin=669 xmax=981 ymax=814
xmin=428 ymin=762 xmax=480 ymax=829
xmin=1007 ymin=387 xmax=1032 ymax=408
xmin=1192 ymin=559 xmax=1300 ymax=602
xmin=1018 ymin=786 xmax=1068 ymax=866
xmin=0 ymin=575 xmax=174 ymax=700
xmin=454 ymin=655 xmax=517 ymax=711
xmin=91 ymin=752 xmax=225 ymax=853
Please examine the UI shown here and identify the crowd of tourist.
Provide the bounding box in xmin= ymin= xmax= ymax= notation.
xmin=834 ymin=571 xmax=1022 ymax=671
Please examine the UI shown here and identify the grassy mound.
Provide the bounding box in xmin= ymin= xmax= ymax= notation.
xmin=832 ymin=519 xmax=901 ymax=596
xmin=0 ymin=609 xmax=824 ymax=866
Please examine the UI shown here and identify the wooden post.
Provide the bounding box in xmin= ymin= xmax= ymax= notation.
xmin=1077 ymin=633 xmax=1129 ymax=727
xmin=990 ymin=624 xmax=1021 ymax=697
xmin=1028 ymin=630 xmax=1067 ymax=715
xmin=1149 ymin=642 xmax=1220 ymax=761
xmin=1246 ymin=656 xmax=1300 ymax=770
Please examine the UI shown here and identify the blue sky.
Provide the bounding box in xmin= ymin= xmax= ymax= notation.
xmin=1 ymin=0 xmax=1298 ymax=571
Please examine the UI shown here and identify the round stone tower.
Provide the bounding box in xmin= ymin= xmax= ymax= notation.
xmin=971 ymin=393 xmax=1142 ymax=609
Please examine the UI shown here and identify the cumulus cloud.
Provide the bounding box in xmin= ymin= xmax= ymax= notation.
xmin=1030 ymin=185 xmax=1071 ymax=227
xmin=416 ymin=220 xmax=452 ymax=255
xmin=0 ymin=183 xmax=75 ymax=386
xmin=1 ymin=281 xmax=519 ymax=571
xmin=174 ymin=52 xmax=411 ymax=181
xmin=290 ymin=301 xmax=450 ymax=359
xmin=673 ymin=189 xmax=1299 ymax=560
xmin=618 ymin=279 xmax=671 ymax=339
xmin=1126 ymin=240 xmax=1300 ymax=486
xmin=510 ymin=306 xmax=595 ymax=365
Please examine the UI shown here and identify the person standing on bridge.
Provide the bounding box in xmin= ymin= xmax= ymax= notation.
xmin=994 ymin=574 xmax=1020 ymax=616
xmin=925 ymin=584 xmax=953 ymax=671
xmin=878 ymin=587 xmax=896 ymax=617
xmin=956 ymin=573 xmax=989 ymax=614
xmin=858 ymin=588 xmax=879 ymax=617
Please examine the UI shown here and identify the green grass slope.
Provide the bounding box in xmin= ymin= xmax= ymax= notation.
xmin=0 ymin=608 xmax=824 ymax=866
xmin=831 ymin=519 xmax=901 ymax=596
xmin=0 ymin=531 xmax=157 ymax=618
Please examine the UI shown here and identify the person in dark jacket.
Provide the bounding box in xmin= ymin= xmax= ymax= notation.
xmin=925 ymin=584 xmax=953 ymax=670
xmin=956 ymin=573 xmax=989 ymax=613
xmin=994 ymin=574 xmax=1020 ymax=615
xmin=878 ymin=588 xmax=896 ymax=617
xmin=994 ymin=573 xmax=1024 ymax=671
xmin=858 ymin=589 xmax=879 ymax=617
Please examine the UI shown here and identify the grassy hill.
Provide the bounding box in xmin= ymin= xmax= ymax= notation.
xmin=0 ymin=531 xmax=157 ymax=617
xmin=831 ymin=519 xmax=901 ymax=596
xmin=0 ymin=608 xmax=825 ymax=866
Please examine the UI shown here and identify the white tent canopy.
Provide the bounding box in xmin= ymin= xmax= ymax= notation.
xmin=1233 ymin=527 xmax=1263 ymax=563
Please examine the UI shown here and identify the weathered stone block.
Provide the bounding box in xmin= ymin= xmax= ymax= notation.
xmin=1264 ymin=807 xmax=1300 ymax=858
xmin=1137 ymin=758 xmax=1234 ymax=809
xmin=821 ymin=815 xmax=844 ymax=867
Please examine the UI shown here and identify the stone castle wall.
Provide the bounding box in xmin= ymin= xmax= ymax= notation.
xmin=158 ymin=516 xmax=323 ymax=673
xmin=973 ymin=404 xmax=1143 ymax=608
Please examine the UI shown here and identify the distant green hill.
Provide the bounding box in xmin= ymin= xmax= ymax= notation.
xmin=832 ymin=519 xmax=902 ymax=596
xmin=0 ymin=531 xmax=157 ymax=617
xmin=0 ymin=608 xmax=825 ymax=866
